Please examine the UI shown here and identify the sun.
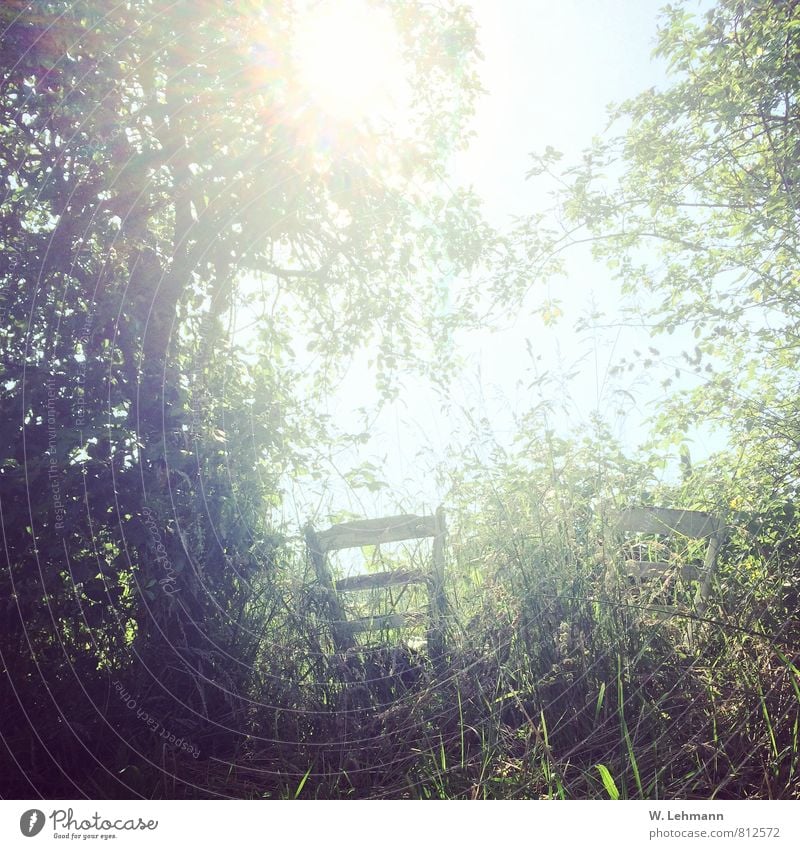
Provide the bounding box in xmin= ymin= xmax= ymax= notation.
xmin=292 ymin=0 xmax=409 ymax=126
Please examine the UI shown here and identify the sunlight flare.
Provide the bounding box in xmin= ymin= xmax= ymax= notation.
xmin=292 ymin=0 xmax=409 ymax=126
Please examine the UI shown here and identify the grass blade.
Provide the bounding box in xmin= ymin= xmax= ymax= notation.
xmin=595 ymin=764 xmax=620 ymax=800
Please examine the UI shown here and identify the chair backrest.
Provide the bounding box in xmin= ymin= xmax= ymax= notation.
xmin=305 ymin=509 xmax=447 ymax=658
xmin=614 ymin=506 xmax=726 ymax=611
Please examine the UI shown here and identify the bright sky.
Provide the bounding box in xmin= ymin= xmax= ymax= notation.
xmin=283 ymin=0 xmax=722 ymax=524
xmin=455 ymin=0 xmax=673 ymax=216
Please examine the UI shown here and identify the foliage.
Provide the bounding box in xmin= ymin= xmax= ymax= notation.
xmin=520 ymin=0 xmax=800 ymax=462
xmin=0 ymin=0 xmax=486 ymax=795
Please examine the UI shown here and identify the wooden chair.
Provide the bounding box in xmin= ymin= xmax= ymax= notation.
xmin=614 ymin=506 xmax=727 ymax=614
xmin=305 ymin=508 xmax=447 ymax=661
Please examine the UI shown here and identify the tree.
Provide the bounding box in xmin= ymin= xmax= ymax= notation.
xmin=520 ymin=0 xmax=800 ymax=499
xmin=0 ymin=0 xmax=486 ymax=795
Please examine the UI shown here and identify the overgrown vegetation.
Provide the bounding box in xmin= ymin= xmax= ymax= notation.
xmin=1 ymin=0 xmax=799 ymax=799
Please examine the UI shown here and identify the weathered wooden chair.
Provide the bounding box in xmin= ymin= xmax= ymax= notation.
xmin=305 ymin=508 xmax=447 ymax=661
xmin=614 ymin=506 xmax=727 ymax=615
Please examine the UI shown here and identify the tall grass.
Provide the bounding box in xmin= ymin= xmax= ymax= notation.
xmin=14 ymin=426 xmax=798 ymax=800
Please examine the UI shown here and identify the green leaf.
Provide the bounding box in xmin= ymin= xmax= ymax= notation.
xmin=293 ymin=766 xmax=312 ymax=799
xmin=595 ymin=764 xmax=620 ymax=800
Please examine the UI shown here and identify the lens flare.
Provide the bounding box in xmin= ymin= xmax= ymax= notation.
xmin=292 ymin=0 xmax=409 ymax=126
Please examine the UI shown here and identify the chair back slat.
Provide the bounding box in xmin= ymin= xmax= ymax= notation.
xmin=615 ymin=506 xmax=719 ymax=539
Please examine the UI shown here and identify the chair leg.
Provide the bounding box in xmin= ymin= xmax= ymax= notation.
xmin=695 ymin=528 xmax=725 ymax=617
